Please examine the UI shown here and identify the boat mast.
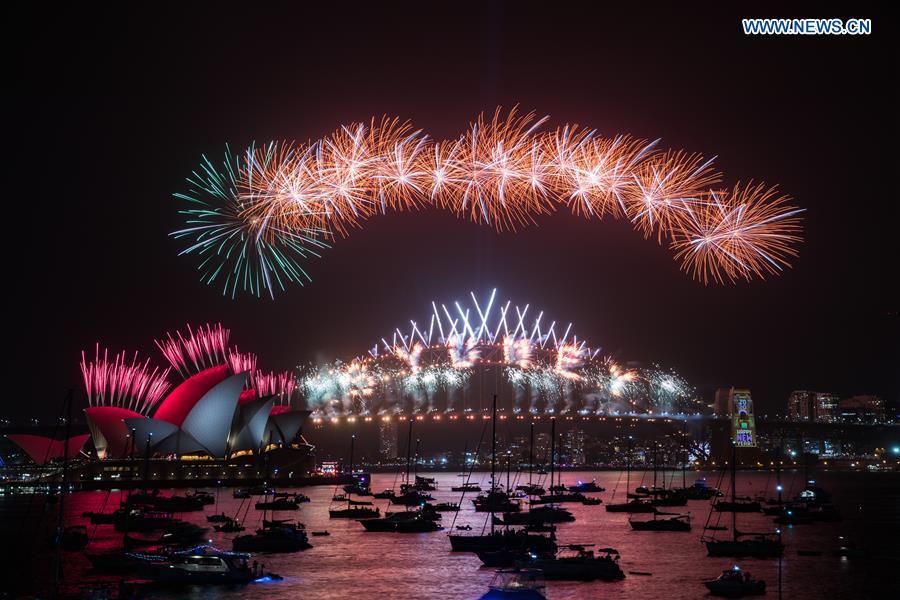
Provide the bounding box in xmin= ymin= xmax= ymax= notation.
xmin=776 ymin=443 xmax=783 ymax=505
xmin=549 ymin=418 xmax=556 ymax=494
xmin=731 ymin=441 xmax=737 ymax=542
xmin=348 ymin=433 xmax=355 ymax=476
xmin=528 ymin=422 xmax=534 ymax=488
xmin=682 ymin=419 xmax=687 ymax=490
xmin=414 ymin=438 xmax=420 ymax=481
xmin=626 ymin=435 xmax=632 ymax=497
xmin=490 ymin=393 xmax=497 ymax=535
xmin=405 ymin=419 xmax=413 ymax=489
xmin=506 ymin=450 xmax=511 ymax=498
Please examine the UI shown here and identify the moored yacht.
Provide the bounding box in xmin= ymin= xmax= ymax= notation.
xmin=232 ymin=520 xmax=312 ymax=553
xmin=703 ymin=565 xmax=766 ymax=596
xmin=517 ymin=546 xmax=625 ymax=581
xmin=629 ymin=513 xmax=691 ymax=531
xmin=142 ymin=545 xmax=255 ymax=585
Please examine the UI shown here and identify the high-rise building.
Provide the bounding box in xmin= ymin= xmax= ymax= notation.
xmin=562 ymin=428 xmax=586 ymax=466
xmin=815 ymin=392 xmax=840 ymax=422
xmin=378 ymin=419 xmax=398 ymax=460
xmin=730 ymin=389 xmax=756 ymax=447
xmin=534 ymin=432 xmax=551 ymax=466
xmin=788 ymin=390 xmax=816 ymax=421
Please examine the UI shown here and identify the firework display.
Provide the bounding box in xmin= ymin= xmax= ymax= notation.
xmin=255 ymin=369 xmax=299 ymax=408
xmin=299 ymin=291 xmax=700 ymax=418
xmin=154 ymin=322 xmax=231 ymax=378
xmin=87 ymin=323 xmax=302 ymax=408
xmin=80 ymin=344 xmax=171 ymax=415
xmin=173 ymin=108 xmax=805 ymax=298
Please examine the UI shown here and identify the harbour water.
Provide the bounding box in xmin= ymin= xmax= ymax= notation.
xmin=2 ymin=470 xmax=898 ymax=598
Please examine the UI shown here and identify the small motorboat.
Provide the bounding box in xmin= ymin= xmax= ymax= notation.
xmin=255 ymin=498 xmax=300 ymax=511
xmin=473 ymin=491 xmax=521 ymax=513
xmin=373 ymin=489 xmax=396 ymax=500
xmin=414 ymin=475 xmax=437 ymax=491
xmin=329 ymin=505 xmax=381 ymax=519
xmin=517 ymin=545 xmax=625 ymax=581
xmin=534 ymin=492 xmax=588 ymax=504
xmin=478 ymin=547 xmax=555 ymax=568
xmin=604 ymin=499 xmax=656 ymax=513
xmin=232 ymin=521 xmax=312 ymax=553
xmin=452 ymin=482 xmax=483 ymax=493
xmin=233 ymin=489 xmax=251 ymax=499
xmin=515 ymin=484 xmax=545 ymax=496
xmin=567 ymin=480 xmax=605 ymax=493
xmin=629 ymin=514 xmax=691 ymax=532
xmin=142 ymin=545 xmax=255 ymax=585
xmin=581 ymin=497 xmax=602 ymax=506
xmin=703 ymin=566 xmax=765 ymax=596
xmin=482 ymin=568 xmax=546 ymax=598
xmin=502 ymin=506 xmax=575 ymax=525
xmin=311 ymin=531 xmax=331 ymax=536
xmin=432 ymin=502 xmax=460 ymax=512
xmin=359 ymin=511 xmax=443 ymax=533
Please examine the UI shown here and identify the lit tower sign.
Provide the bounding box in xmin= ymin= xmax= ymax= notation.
xmin=731 ymin=389 xmax=757 ymax=447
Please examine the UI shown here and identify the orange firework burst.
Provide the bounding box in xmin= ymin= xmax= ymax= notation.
xmin=239 ymin=141 xmax=328 ymax=239
xmin=174 ymin=107 xmax=805 ymax=298
xmin=550 ymin=129 xmax=659 ymax=219
xmin=446 ymin=107 xmax=553 ymax=230
xmin=625 ymin=150 xmax=721 ymax=241
xmin=671 ymin=182 xmax=805 ymax=284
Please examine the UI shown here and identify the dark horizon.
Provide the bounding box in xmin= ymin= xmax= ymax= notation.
xmin=8 ymin=3 xmax=897 ymax=421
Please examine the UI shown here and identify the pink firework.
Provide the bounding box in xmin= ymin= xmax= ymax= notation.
xmin=155 ymin=323 xmax=230 ymax=378
xmin=80 ymin=344 xmax=171 ymax=414
xmin=227 ymin=347 xmax=258 ymax=375
xmin=255 ymin=370 xmax=298 ymax=406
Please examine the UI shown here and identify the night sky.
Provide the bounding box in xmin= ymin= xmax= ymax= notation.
xmin=9 ymin=3 xmax=896 ymax=422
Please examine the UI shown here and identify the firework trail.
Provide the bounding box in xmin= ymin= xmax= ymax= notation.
xmin=154 ymin=323 xmax=230 ymax=378
xmin=255 ymin=370 xmax=298 ymax=408
xmin=228 ymin=347 xmax=257 ymax=389
xmin=173 ymin=108 xmax=804 ymax=298
xmin=80 ymin=344 xmax=171 ymax=414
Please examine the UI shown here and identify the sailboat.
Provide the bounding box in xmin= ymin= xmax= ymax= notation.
xmin=330 ymin=434 xmax=380 ymax=519
xmin=515 ymin=423 xmax=545 ymax=496
xmin=449 ymin=396 xmax=551 ymax=554
xmin=515 ymin=418 xmax=577 ymax=523
xmin=704 ymin=442 xmax=783 ymax=557
xmin=358 ymin=420 xmax=441 ymax=533
xmin=471 ymin=402 xmax=521 ymax=513
xmin=605 ymin=436 xmax=655 ymax=513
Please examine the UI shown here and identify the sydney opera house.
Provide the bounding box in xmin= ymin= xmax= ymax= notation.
xmin=5 ymin=325 xmax=314 ymax=486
